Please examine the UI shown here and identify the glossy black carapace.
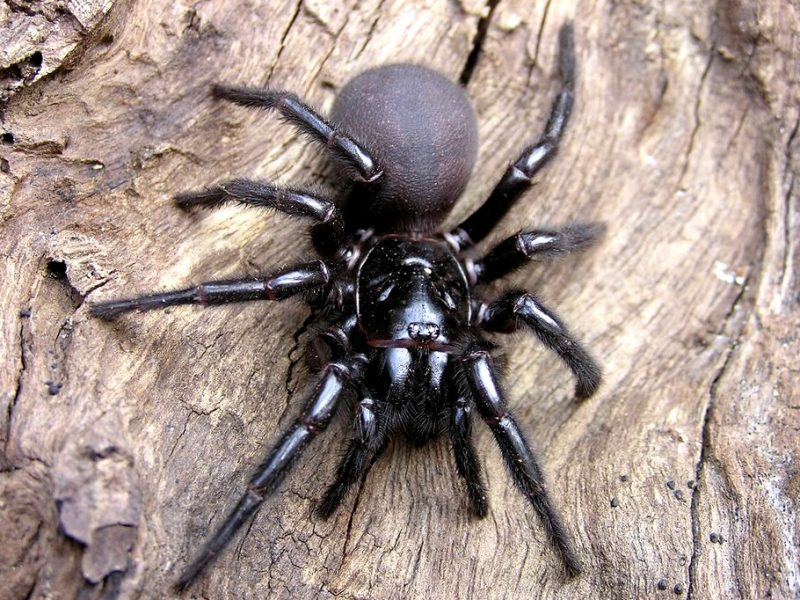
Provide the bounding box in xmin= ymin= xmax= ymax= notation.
xmin=92 ymin=22 xmax=604 ymax=589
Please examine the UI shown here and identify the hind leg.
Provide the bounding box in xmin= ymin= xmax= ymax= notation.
xmin=447 ymin=24 xmax=576 ymax=249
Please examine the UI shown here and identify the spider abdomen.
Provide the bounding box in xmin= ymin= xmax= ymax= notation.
xmin=332 ymin=64 xmax=478 ymax=232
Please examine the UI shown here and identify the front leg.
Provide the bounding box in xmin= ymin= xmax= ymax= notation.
xmin=91 ymin=260 xmax=330 ymax=318
xmin=460 ymin=342 xmax=581 ymax=577
xmin=469 ymin=222 xmax=605 ymax=284
xmin=450 ymin=396 xmax=489 ymax=517
xmin=479 ymin=291 xmax=601 ymax=399
xmin=317 ymin=395 xmax=387 ymax=518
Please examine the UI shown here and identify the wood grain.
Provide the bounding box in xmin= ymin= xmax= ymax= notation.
xmin=1 ymin=0 xmax=797 ymax=598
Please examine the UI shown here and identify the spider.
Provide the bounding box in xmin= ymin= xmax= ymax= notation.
xmin=92 ymin=22 xmax=603 ymax=589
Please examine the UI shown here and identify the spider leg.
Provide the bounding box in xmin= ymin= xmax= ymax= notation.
xmin=469 ymin=222 xmax=605 ymax=284
xmin=174 ymin=179 xmax=345 ymax=256
xmin=479 ymin=291 xmax=601 ymax=400
xmin=317 ymin=396 xmax=387 ymax=517
xmin=450 ymin=396 xmax=488 ymax=517
xmin=175 ymin=354 xmax=367 ymax=590
xmin=212 ymin=84 xmax=382 ymax=183
xmin=90 ymin=260 xmax=329 ymax=319
xmin=460 ymin=342 xmax=581 ymax=577
xmin=448 ymin=23 xmax=575 ymax=249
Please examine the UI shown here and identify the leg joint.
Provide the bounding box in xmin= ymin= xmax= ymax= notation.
xmin=484 ymin=412 xmax=509 ymax=427
xmin=461 ymin=347 xmax=491 ymax=365
xmin=511 ymin=293 xmax=535 ymax=315
xmin=196 ymin=285 xmax=208 ymax=305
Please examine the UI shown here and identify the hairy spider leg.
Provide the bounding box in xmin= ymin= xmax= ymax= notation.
xmin=317 ymin=395 xmax=388 ymax=517
xmin=449 ymin=23 xmax=575 ymax=249
xmin=450 ymin=396 xmax=489 ymax=517
xmin=212 ymin=84 xmax=383 ymax=183
xmin=90 ymin=260 xmax=330 ymax=318
xmin=479 ymin=291 xmax=601 ymax=400
xmin=175 ymin=179 xmax=346 ymax=258
xmin=460 ymin=343 xmax=582 ymax=577
xmin=175 ymin=355 xmax=367 ymax=591
xmin=471 ymin=222 xmax=605 ymax=284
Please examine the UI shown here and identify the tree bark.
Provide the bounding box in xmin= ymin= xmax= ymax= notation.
xmin=1 ymin=1 xmax=798 ymax=598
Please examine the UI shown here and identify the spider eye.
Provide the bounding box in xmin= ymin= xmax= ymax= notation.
xmin=431 ymin=283 xmax=456 ymax=310
xmin=441 ymin=290 xmax=456 ymax=309
xmin=378 ymin=283 xmax=395 ymax=302
xmin=368 ymin=274 xmax=390 ymax=287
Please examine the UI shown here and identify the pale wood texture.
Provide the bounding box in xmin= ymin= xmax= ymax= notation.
xmin=1 ymin=1 xmax=798 ymax=598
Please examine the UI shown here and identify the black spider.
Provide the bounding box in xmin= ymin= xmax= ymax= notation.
xmin=92 ymin=22 xmax=604 ymax=589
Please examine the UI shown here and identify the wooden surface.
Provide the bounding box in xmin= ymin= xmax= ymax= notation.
xmin=1 ymin=1 xmax=798 ymax=598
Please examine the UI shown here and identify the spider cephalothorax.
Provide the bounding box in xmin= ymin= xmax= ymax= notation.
xmin=92 ymin=22 xmax=604 ymax=589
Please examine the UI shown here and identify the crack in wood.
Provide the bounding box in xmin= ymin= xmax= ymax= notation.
xmin=529 ymin=0 xmax=553 ymax=73
xmin=354 ymin=0 xmax=387 ymax=61
xmin=265 ymin=0 xmax=303 ymax=86
xmin=678 ymin=24 xmax=718 ymax=190
xmin=305 ymin=10 xmax=352 ymax=95
xmin=686 ymin=268 xmax=752 ymax=600
xmin=340 ymin=465 xmax=366 ymax=566
xmin=405 ymin=539 xmax=425 ymax=587
xmin=4 ymin=311 xmax=30 ymax=469
xmin=783 ymin=173 xmax=797 ymax=302
xmin=166 ymin=411 xmax=193 ymax=464
xmin=21 ymin=564 xmax=40 ymax=600
xmin=779 ymin=114 xmax=799 ymax=305
xmin=282 ymin=310 xmax=314 ymax=416
xmin=459 ymin=0 xmax=500 ymax=85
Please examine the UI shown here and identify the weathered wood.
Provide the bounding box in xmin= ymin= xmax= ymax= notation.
xmin=1 ymin=1 xmax=798 ymax=598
